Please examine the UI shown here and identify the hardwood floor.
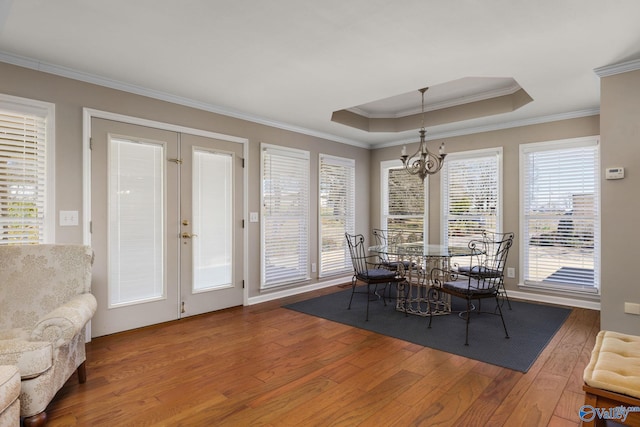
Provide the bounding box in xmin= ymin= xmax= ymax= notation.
xmin=46 ymin=285 xmax=599 ymax=426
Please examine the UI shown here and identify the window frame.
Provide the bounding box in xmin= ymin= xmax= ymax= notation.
xmin=519 ymin=135 xmax=601 ymax=294
xmin=318 ymin=153 xmax=355 ymax=277
xmin=0 ymin=93 xmax=55 ymax=244
xmin=380 ymin=159 xmax=428 ymax=238
xmin=440 ymin=147 xmax=503 ymax=246
xmin=260 ymin=143 xmax=310 ymax=289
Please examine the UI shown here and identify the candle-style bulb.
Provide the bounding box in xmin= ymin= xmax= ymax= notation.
xmin=401 ymin=145 xmax=407 ymax=156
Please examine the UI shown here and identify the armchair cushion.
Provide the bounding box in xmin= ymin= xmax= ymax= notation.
xmin=0 ymin=340 xmax=52 ymax=379
xmin=0 ymin=365 xmax=20 ymax=426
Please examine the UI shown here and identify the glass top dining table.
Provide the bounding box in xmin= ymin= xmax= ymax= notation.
xmin=368 ymin=242 xmax=479 ymax=316
xmin=368 ymin=242 xmax=478 ymax=258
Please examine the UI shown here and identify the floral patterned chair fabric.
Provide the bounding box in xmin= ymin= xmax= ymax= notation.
xmin=0 ymin=365 xmax=20 ymax=427
xmin=0 ymin=244 xmax=97 ymax=426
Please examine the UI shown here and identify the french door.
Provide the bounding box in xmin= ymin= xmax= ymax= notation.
xmin=90 ymin=118 xmax=244 ymax=337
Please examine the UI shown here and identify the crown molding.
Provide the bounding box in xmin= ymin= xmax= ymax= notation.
xmin=349 ymin=83 xmax=523 ymax=119
xmin=374 ymin=108 xmax=601 ymax=149
xmin=0 ymin=50 xmax=601 ymax=151
xmin=594 ymin=58 xmax=640 ymax=78
xmin=0 ymin=50 xmax=369 ymax=149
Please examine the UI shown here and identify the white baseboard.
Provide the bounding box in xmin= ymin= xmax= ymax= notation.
xmin=246 ymin=278 xmax=601 ymax=311
xmin=247 ymin=276 xmax=351 ymax=305
xmin=507 ymin=289 xmax=601 ymax=311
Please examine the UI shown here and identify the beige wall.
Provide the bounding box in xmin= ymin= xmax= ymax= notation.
xmin=4 ymin=58 xmax=638 ymax=330
xmin=0 ymin=61 xmax=371 ymax=300
xmin=600 ymin=69 xmax=640 ymax=334
xmin=371 ymin=116 xmax=601 ymax=303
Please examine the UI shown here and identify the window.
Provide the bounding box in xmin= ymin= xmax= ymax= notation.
xmin=319 ymin=154 xmax=355 ymax=276
xmin=261 ymin=144 xmax=309 ymax=288
xmin=0 ymin=94 xmax=54 ymax=244
xmin=441 ymin=148 xmax=502 ymax=247
xmin=380 ymin=160 xmax=426 ymax=234
xmin=520 ymin=136 xmax=600 ymax=292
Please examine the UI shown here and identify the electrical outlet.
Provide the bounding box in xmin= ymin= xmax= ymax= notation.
xmin=624 ymin=302 xmax=640 ymax=315
xmin=59 ymin=210 xmax=79 ymax=226
xmin=311 ymin=263 xmax=317 ymax=273
xmin=507 ymin=267 xmax=516 ymax=278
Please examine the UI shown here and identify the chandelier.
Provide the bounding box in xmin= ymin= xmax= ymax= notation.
xmin=400 ymin=87 xmax=446 ymax=180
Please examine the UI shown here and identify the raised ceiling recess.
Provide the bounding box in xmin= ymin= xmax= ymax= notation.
xmin=331 ymin=77 xmax=532 ymax=133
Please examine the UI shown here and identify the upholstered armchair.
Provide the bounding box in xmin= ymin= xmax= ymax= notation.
xmin=0 ymin=365 xmax=20 ymax=427
xmin=0 ymin=244 xmax=97 ymax=426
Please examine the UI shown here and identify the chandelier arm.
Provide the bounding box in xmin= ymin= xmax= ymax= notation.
xmin=398 ymin=87 xmax=446 ymax=180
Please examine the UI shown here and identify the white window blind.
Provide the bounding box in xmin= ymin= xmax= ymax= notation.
xmin=381 ymin=161 xmax=425 ymax=233
xmin=109 ymin=137 xmax=165 ymax=305
xmin=442 ymin=149 xmax=501 ymax=247
xmin=192 ymin=149 xmax=233 ymax=290
xmin=0 ymin=99 xmax=53 ymax=244
xmin=261 ymin=145 xmax=310 ymax=288
xmin=521 ymin=137 xmax=600 ymax=291
xmin=319 ymin=154 xmax=355 ymax=276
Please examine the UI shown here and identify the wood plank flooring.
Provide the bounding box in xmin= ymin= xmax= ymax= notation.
xmin=46 ymin=285 xmax=599 ymax=426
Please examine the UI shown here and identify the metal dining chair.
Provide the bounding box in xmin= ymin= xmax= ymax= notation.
xmin=457 ymin=231 xmax=515 ymax=309
xmin=429 ymin=233 xmax=513 ymax=345
xmin=345 ymin=232 xmax=407 ymax=321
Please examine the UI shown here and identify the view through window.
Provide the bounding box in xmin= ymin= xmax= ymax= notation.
xmin=521 ymin=137 xmax=600 ymax=292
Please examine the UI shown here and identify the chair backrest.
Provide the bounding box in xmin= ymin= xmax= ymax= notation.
xmin=481 ymin=231 xmax=514 ymax=271
xmin=345 ymin=233 xmax=370 ymax=275
xmin=371 ymin=229 xmax=389 ymax=263
xmin=373 ymin=229 xmax=424 ymax=246
xmin=466 ymin=232 xmax=514 ymax=287
xmin=0 ymin=244 xmax=93 ymax=330
xmin=372 ymin=228 xmax=424 ymax=263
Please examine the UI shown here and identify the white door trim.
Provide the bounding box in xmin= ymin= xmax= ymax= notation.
xmin=82 ymin=108 xmax=250 ymax=319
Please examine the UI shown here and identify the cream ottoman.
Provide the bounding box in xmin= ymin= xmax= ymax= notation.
xmin=0 ymin=365 xmax=20 ymax=427
xmin=582 ymin=330 xmax=640 ymax=426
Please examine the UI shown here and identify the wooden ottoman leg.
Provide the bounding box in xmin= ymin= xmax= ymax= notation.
xmin=582 ymin=385 xmax=640 ymax=426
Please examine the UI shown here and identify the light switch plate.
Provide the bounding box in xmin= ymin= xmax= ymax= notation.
xmin=60 ymin=210 xmax=79 ymax=226
xmin=249 ymin=212 xmax=259 ymax=222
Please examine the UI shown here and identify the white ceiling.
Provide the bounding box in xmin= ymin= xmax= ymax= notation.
xmin=1 ymin=0 xmax=640 ymax=148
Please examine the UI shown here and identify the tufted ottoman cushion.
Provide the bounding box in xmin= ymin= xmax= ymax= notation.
xmin=583 ymin=330 xmax=640 ymax=399
xmin=0 ymin=365 xmax=20 ymax=427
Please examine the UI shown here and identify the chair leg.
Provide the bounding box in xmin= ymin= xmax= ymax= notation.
xmin=495 ymin=295 xmax=510 ymax=339
xmin=501 ymin=284 xmax=512 ymax=310
xmin=366 ymin=283 xmax=371 ymax=321
xmin=347 ymin=276 xmax=357 ymax=310
xmin=464 ymin=298 xmax=472 ymax=346
xmin=23 ymin=412 xmax=47 ymax=427
xmin=77 ymin=360 xmax=87 ymax=384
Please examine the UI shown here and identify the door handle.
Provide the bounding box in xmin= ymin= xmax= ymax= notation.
xmin=181 ymin=232 xmax=198 ymax=239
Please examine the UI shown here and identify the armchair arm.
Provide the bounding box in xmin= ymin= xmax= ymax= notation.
xmin=30 ymin=293 xmax=97 ymax=348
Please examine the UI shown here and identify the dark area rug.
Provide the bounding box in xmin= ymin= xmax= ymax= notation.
xmin=283 ymin=287 xmax=571 ymax=372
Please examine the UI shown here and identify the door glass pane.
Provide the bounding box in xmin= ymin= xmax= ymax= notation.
xmin=193 ymin=149 xmax=232 ymax=291
xmin=109 ymin=137 xmax=165 ymax=306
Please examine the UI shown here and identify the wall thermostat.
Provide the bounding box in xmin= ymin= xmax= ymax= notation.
xmin=605 ymin=167 xmax=625 ymax=180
